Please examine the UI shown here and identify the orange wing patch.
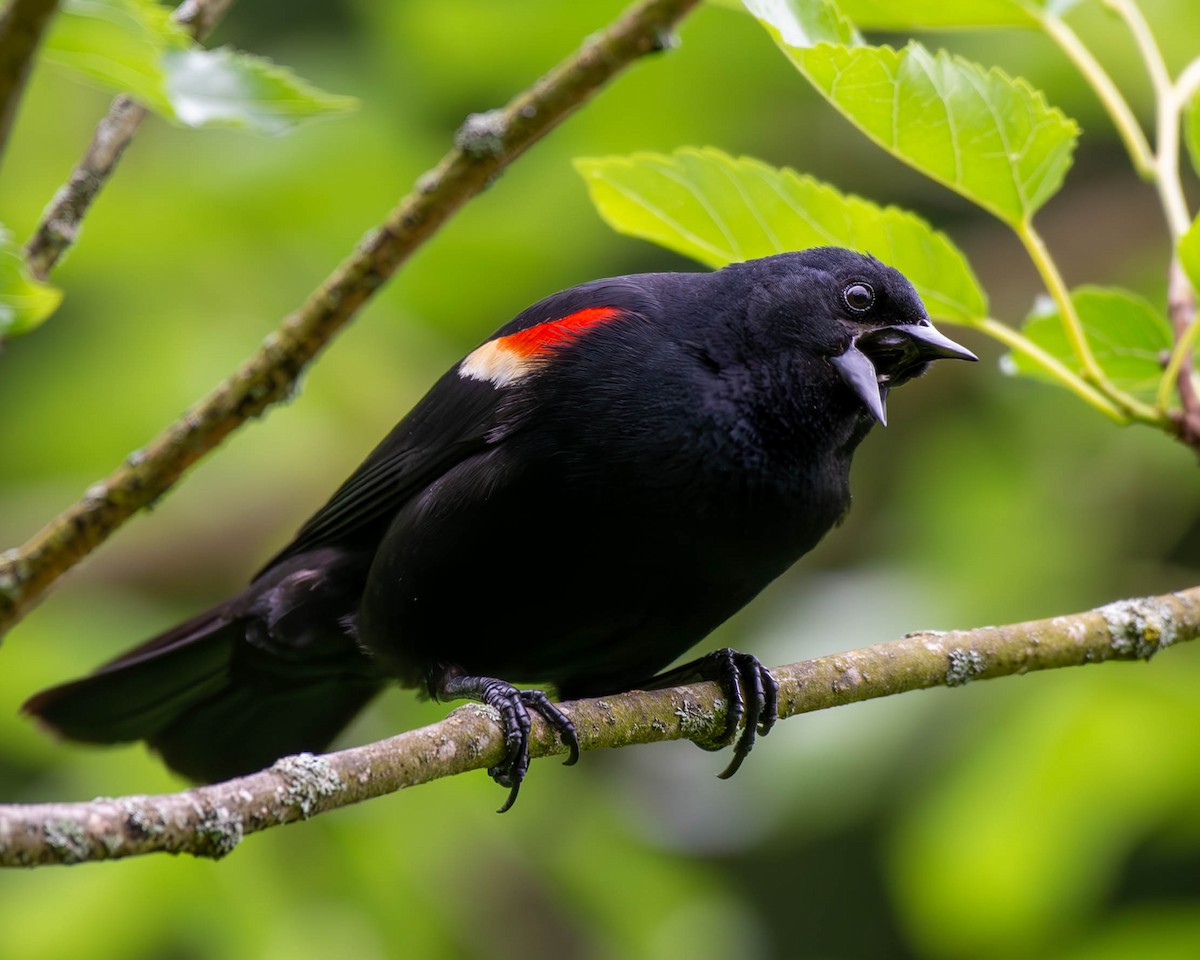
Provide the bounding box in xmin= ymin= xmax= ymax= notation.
xmin=459 ymin=307 xmax=623 ymax=387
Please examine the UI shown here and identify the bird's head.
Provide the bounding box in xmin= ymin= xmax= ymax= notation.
xmin=736 ymin=248 xmax=977 ymax=425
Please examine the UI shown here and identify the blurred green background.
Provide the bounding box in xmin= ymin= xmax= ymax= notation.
xmin=3 ymin=1 xmax=1200 ymax=957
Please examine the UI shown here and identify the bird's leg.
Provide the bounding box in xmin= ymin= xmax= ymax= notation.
xmin=430 ymin=665 xmax=579 ymax=813
xmin=644 ymin=649 xmax=778 ymax=779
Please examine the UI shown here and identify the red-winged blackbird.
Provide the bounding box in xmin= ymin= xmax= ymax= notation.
xmin=25 ymin=248 xmax=975 ymax=810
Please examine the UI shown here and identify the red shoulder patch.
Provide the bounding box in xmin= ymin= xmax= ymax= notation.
xmin=499 ymin=307 xmax=622 ymax=357
xmin=459 ymin=306 xmax=624 ymax=386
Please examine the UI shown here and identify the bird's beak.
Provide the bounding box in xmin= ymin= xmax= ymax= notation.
xmin=831 ymin=321 xmax=977 ymax=426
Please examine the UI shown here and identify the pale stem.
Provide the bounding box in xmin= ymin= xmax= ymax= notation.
xmin=1039 ymin=10 xmax=1155 ymax=179
xmin=977 ymin=317 xmax=1127 ymax=423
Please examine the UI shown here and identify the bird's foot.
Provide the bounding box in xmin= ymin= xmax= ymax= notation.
xmin=433 ymin=668 xmax=579 ymax=813
xmin=650 ymin=649 xmax=778 ymax=779
xmin=701 ymin=649 xmax=778 ymax=778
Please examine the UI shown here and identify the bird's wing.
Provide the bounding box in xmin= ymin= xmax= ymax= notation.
xmin=259 ymin=282 xmax=652 ymax=574
xmin=258 ymin=371 xmax=502 ymax=573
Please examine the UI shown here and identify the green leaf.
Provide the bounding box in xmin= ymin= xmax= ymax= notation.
xmin=1006 ymin=287 xmax=1171 ymax=396
xmin=732 ymin=0 xmax=1083 ymax=31
xmin=162 ymin=48 xmax=358 ymax=134
xmin=741 ymin=0 xmax=860 ymax=48
xmin=45 ymin=0 xmax=187 ymax=116
xmin=838 ymin=0 xmax=1082 ymax=29
xmin=774 ymin=41 xmax=1078 ymax=226
xmin=575 ymin=147 xmax=987 ymax=325
xmin=43 ymin=0 xmax=357 ymax=133
xmin=0 ymin=231 xmax=64 ymax=338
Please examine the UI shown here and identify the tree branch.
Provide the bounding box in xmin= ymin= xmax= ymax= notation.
xmin=3 ymin=585 xmax=1196 ymax=867
xmin=23 ymin=0 xmax=236 ymax=280
xmin=0 ymin=0 xmax=59 ymax=162
xmin=0 ymin=0 xmax=702 ymax=637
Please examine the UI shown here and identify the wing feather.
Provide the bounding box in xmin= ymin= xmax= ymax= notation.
xmin=259 ymin=278 xmax=658 ymax=575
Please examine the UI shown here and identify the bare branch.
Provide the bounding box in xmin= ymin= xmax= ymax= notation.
xmin=172 ymin=0 xmax=235 ymax=38
xmin=3 ymin=585 xmax=1195 ymax=867
xmin=0 ymin=0 xmax=59 ymax=161
xmin=23 ymin=93 xmax=144 ymax=279
xmin=0 ymin=0 xmax=702 ymax=637
xmin=23 ymin=0 xmax=235 ymax=279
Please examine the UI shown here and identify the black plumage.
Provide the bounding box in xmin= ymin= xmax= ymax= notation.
xmin=24 ymin=248 xmax=975 ymax=809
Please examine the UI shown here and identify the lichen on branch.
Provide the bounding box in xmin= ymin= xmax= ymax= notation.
xmin=2 ymin=585 xmax=1195 ymax=867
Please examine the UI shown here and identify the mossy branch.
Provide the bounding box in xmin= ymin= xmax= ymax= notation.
xmin=2 ymin=585 xmax=1196 ymax=867
xmin=0 ymin=0 xmax=703 ymax=637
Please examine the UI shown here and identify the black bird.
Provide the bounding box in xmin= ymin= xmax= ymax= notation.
xmin=24 ymin=248 xmax=975 ymax=810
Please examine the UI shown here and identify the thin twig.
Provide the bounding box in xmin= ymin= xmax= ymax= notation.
xmin=1166 ymin=257 xmax=1200 ymax=447
xmin=23 ymin=93 xmax=145 ymax=278
xmin=23 ymin=0 xmax=235 ymax=279
xmin=0 ymin=0 xmax=702 ymax=638
xmin=1104 ymin=0 xmax=1191 ymax=240
xmin=0 ymin=0 xmax=60 ymax=162
xmin=172 ymin=0 xmax=235 ymax=38
xmin=1097 ymin=2 xmax=1200 ymax=448
xmin=1016 ymin=219 xmax=1161 ymax=424
xmin=2 ymin=585 xmax=1195 ymax=867
xmin=976 ymin=317 xmax=1126 ymax=423
xmin=1039 ymin=11 xmax=1155 ymax=181
xmin=1175 ymin=57 xmax=1200 ymax=117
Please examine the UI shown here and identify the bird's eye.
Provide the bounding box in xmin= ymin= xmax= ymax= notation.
xmin=843 ymin=282 xmax=875 ymax=313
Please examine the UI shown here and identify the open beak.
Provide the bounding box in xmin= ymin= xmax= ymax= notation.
xmin=831 ymin=321 xmax=977 ymax=426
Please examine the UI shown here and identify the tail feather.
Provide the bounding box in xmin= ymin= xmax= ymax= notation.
xmin=148 ymin=671 xmax=382 ymax=783
xmin=23 ymin=611 xmax=238 ymax=745
xmin=24 ymin=601 xmax=385 ymax=783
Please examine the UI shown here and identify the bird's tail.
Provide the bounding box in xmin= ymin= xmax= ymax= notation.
xmin=23 ymin=599 xmax=385 ymax=784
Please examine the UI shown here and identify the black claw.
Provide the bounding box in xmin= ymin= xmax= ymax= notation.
xmin=699 ymin=649 xmax=778 ymax=780
xmin=495 ymin=779 xmax=521 ymax=814
xmin=758 ymin=666 xmax=779 ymax=738
xmin=433 ymin=667 xmax=578 ymax=812
xmin=519 ymin=688 xmax=580 ymax=766
xmin=640 ymin=648 xmax=778 ymax=777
